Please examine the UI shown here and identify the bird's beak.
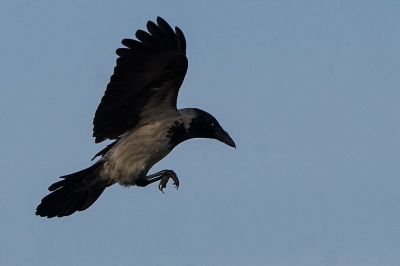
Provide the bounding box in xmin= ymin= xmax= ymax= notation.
xmin=215 ymin=130 xmax=236 ymax=148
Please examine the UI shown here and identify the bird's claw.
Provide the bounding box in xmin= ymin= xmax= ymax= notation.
xmin=158 ymin=170 xmax=179 ymax=193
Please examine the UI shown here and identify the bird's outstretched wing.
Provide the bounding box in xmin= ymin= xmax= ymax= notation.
xmin=93 ymin=17 xmax=188 ymax=143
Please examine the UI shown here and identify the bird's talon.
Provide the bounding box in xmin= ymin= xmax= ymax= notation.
xmin=157 ymin=170 xmax=179 ymax=193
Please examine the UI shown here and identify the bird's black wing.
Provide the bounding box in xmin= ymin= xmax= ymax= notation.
xmin=93 ymin=17 xmax=188 ymax=143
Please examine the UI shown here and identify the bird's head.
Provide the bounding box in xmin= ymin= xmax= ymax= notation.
xmin=188 ymin=109 xmax=236 ymax=148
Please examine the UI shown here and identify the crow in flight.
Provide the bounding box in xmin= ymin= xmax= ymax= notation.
xmin=36 ymin=17 xmax=235 ymax=218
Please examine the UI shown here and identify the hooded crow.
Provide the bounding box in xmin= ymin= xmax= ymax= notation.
xmin=36 ymin=17 xmax=235 ymax=218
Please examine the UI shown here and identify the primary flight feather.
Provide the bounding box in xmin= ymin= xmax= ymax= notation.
xmin=36 ymin=17 xmax=235 ymax=218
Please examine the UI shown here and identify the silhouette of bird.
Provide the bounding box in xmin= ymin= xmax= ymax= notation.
xmin=36 ymin=17 xmax=236 ymax=218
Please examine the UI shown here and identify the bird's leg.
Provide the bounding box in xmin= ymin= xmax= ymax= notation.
xmin=136 ymin=170 xmax=179 ymax=193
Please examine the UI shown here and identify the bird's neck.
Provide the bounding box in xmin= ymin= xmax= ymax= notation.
xmin=167 ymin=109 xmax=205 ymax=147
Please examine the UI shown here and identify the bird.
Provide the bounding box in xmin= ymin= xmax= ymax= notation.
xmin=36 ymin=17 xmax=236 ymax=218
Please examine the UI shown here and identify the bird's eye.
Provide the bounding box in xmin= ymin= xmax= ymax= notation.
xmin=210 ymin=123 xmax=216 ymax=127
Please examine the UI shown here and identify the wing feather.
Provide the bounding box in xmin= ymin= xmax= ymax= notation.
xmin=93 ymin=17 xmax=188 ymax=143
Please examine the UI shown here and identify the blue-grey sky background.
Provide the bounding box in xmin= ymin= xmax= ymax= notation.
xmin=1 ymin=1 xmax=399 ymax=265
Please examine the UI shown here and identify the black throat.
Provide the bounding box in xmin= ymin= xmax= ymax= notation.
xmin=167 ymin=117 xmax=209 ymax=147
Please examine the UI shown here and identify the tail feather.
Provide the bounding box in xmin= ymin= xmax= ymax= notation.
xmin=36 ymin=162 xmax=109 ymax=218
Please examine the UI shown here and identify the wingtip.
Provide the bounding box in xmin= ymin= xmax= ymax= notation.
xmin=156 ymin=16 xmax=171 ymax=29
xmin=156 ymin=16 xmax=166 ymax=23
xmin=35 ymin=204 xmax=54 ymax=218
xmin=146 ymin=19 xmax=156 ymax=28
xmin=174 ymin=26 xmax=186 ymax=51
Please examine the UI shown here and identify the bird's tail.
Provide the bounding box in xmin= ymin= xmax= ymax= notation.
xmin=36 ymin=162 xmax=109 ymax=218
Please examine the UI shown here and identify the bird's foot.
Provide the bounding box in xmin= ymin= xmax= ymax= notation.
xmin=158 ymin=170 xmax=179 ymax=193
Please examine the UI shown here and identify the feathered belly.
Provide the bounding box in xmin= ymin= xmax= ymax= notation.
xmin=100 ymin=123 xmax=172 ymax=186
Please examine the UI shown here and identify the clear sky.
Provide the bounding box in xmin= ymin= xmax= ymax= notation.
xmin=1 ymin=1 xmax=399 ymax=265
